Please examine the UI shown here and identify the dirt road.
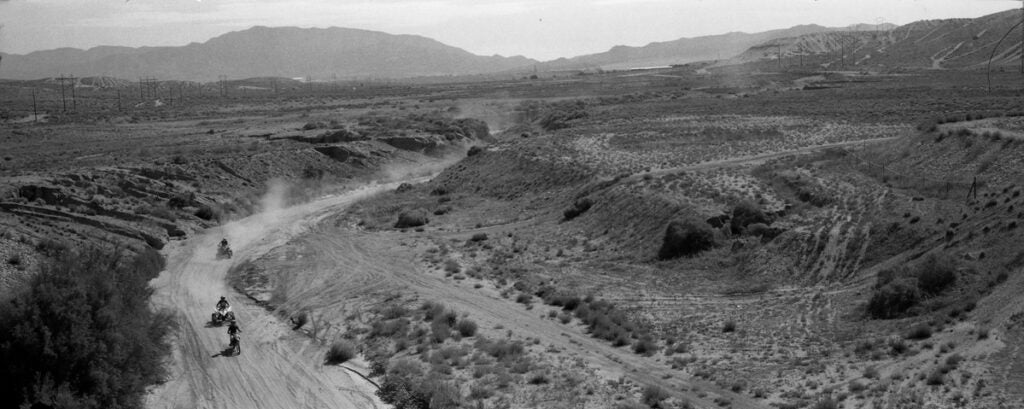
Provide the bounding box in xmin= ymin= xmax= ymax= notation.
xmin=145 ymin=183 xmax=401 ymax=409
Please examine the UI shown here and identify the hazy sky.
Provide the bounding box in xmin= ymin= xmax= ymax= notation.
xmin=0 ymin=0 xmax=1018 ymax=60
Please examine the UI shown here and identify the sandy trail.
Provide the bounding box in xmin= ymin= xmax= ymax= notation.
xmin=145 ymin=182 xmax=401 ymax=409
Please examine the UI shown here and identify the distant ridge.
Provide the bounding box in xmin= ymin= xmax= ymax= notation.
xmin=0 ymin=26 xmax=537 ymax=81
xmin=732 ymin=9 xmax=1022 ymax=70
xmin=539 ymin=23 xmax=897 ymax=71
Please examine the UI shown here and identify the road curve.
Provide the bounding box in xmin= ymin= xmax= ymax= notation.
xmin=145 ymin=183 xmax=400 ymax=409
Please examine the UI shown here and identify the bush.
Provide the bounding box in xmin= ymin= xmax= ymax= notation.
xmin=916 ymin=254 xmax=957 ymax=295
xmin=632 ymin=336 xmax=659 ymax=356
xmin=394 ymin=208 xmax=429 ymax=228
xmin=0 ymin=246 xmax=173 ymax=409
xmin=730 ymin=201 xmax=768 ymax=234
xmin=563 ymin=197 xmax=594 ymax=221
xmin=642 ymin=384 xmax=671 ymax=408
xmin=470 ymin=233 xmax=488 ymax=242
xmin=467 ymin=146 xmax=483 ymax=157
xmin=430 ymin=319 xmax=452 ymax=343
xmin=455 ymin=319 xmax=478 ymax=337
xmin=325 ymin=340 xmax=356 ymax=364
xmin=657 ymin=219 xmax=716 ymax=260
xmin=722 ymin=320 xmax=737 ymax=333
xmin=421 ymin=301 xmax=447 ymax=321
xmin=194 ymin=205 xmax=217 ymax=221
xmin=868 ymin=279 xmax=921 ymax=319
xmin=905 ymin=324 xmax=933 ymax=340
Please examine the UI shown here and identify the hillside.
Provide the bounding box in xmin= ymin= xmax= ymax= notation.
xmin=733 ymin=9 xmax=1023 ymax=70
xmin=541 ymin=23 xmax=895 ymax=71
xmin=0 ymin=26 xmax=537 ymax=81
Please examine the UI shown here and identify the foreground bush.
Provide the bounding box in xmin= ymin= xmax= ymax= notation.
xmin=658 ymin=219 xmax=716 ymax=260
xmin=325 ymin=340 xmax=356 ymax=364
xmin=395 ymin=208 xmax=429 ymax=228
xmin=730 ymin=201 xmax=769 ymax=234
xmin=915 ymin=254 xmax=957 ymax=295
xmin=563 ymin=197 xmax=594 ymax=221
xmin=868 ymin=278 xmax=921 ymax=319
xmin=0 ymin=246 xmax=173 ymax=409
xmin=377 ymin=359 xmax=461 ymax=409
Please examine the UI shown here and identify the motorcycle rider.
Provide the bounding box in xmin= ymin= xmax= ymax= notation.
xmin=220 ymin=238 xmax=229 ymax=248
xmin=228 ymin=320 xmax=241 ymax=337
xmin=216 ymin=296 xmax=229 ymax=312
xmin=227 ymin=320 xmax=241 ymax=354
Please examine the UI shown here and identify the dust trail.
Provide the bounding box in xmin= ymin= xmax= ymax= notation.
xmin=455 ymin=98 xmax=517 ymax=135
xmin=377 ymin=147 xmax=470 ymax=183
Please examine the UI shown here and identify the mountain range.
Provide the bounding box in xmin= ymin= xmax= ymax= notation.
xmin=0 ymin=9 xmax=1018 ymax=82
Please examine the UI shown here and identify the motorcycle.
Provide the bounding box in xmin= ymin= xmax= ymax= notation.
xmin=216 ymin=240 xmax=233 ymax=259
xmin=229 ymin=334 xmax=241 ymax=356
xmin=211 ymin=306 xmax=235 ymax=325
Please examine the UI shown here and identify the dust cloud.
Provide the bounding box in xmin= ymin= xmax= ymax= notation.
xmin=221 ymin=179 xmax=290 ymax=250
xmin=455 ymin=98 xmax=516 ymax=135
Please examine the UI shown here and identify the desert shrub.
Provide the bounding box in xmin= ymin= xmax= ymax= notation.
xmin=467 ymin=146 xmax=483 ymax=157
xmin=926 ymin=370 xmax=945 ymax=385
xmin=326 ymin=340 xmax=356 ymax=364
xmin=468 ymin=383 xmax=493 ymax=399
xmin=977 ymin=327 xmax=990 ymax=340
xmin=0 ymin=246 xmax=172 ymax=409
xmin=477 ymin=339 xmax=524 ymax=361
xmin=745 ymin=222 xmax=771 ymax=237
xmin=443 ymin=259 xmax=461 ymax=275
xmin=730 ymin=201 xmax=769 ymax=234
xmin=431 ymin=319 xmax=452 ymax=343
xmin=470 ymin=233 xmax=488 ymax=242
xmin=905 ymin=324 xmax=933 ymax=340
xmin=868 ymin=279 xmax=921 ymax=319
xmin=642 ymin=384 xmax=671 ymax=408
xmin=534 ymin=100 xmax=588 ymax=131
xmin=722 ymin=320 xmax=737 ymax=333
xmin=811 ymin=398 xmax=838 ymax=409
xmin=515 ymin=293 xmax=533 ymax=304
xmin=377 ymin=363 xmax=431 ymax=409
xmin=166 ymin=193 xmax=192 ymax=209
xmin=194 ymin=204 xmax=217 ymax=221
xmin=421 ymin=301 xmax=447 ymax=321
xmin=657 ymin=219 xmax=716 ymax=260
xmin=395 ymin=208 xmax=429 ymax=228
xmin=563 ymin=197 xmax=594 ymax=221
xmin=381 ymin=304 xmax=410 ymax=320
xmin=35 ymin=238 xmax=69 ymax=257
xmin=528 ymin=372 xmax=550 ymax=385
xmin=632 ymin=336 xmax=659 ymax=356
xmin=455 ymin=319 xmax=478 ymax=337
xmin=370 ymin=319 xmax=410 ymax=339
xmin=915 ymin=254 xmax=957 ymax=295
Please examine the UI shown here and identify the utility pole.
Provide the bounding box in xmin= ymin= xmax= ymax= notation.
xmin=778 ymin=44 xmax=783 ymax=70
xmin=116 ymin=89 xmax=122 ymax=112
xmin=1020 ymin=0 xmax=1023 ymax=74
xmin=219 ymin=75 xmax=228 ymax=97
xmin=32 ymin=88 xmax=38 ymax=122
xmin=69 ymin=75 xmax=76 ymax=112
xmin=58 ymin=74 xmax=67 ymax=112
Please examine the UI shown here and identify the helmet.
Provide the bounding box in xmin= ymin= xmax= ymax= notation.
xmin=220 ymin=296 xmax=226 ymax=300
